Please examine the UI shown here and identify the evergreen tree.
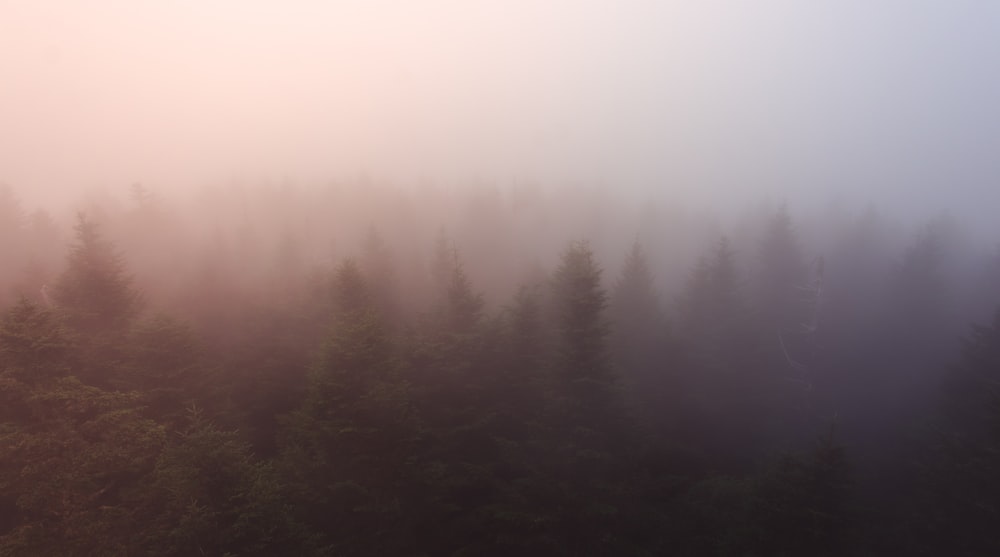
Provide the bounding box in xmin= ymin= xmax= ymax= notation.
xmin=676 ymin=237 xmax=775 ymax=464
xmin=0 ymin=297 xmax=75 ymax=383
xmin=610 ymin=242 xmax=671 ymax=418
xmin=442 ymin=250 xmax=485 ymax=334
xmin=281 ymin=259 xmax=413 ymax=556
xmin=123 ymin=314 xmax=210 ymax=425
xmin=0 ymin=305 xmax=165 ymax=555
xmin=139 ymin=408 xmax=317 ymax=556
xmin=0 ymin=185 xmax=26 ymax=307
xmin=915 ymin=309 xmax=1000 ymax=556
xmin=52 ymin=213 xmax=142 ymax=334
xmin=755 ymin=205 xmax=808 ymax=331
xmin=360 ymin=225 xmax=400 ymax=325
xmin=548 ymin=241 xmax=632 ymax=555
xmin=551 ymin=240 xmax=615 ymax=418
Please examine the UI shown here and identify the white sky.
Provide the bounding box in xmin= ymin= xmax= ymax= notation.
xmin=2 ymin=0 xmax=999 ymax=227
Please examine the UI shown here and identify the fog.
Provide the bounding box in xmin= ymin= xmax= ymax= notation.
xmin=3 ymin=2 xmax=1000 ymax=555
xmin=3 ymin=1 xmax=1000 ymax=229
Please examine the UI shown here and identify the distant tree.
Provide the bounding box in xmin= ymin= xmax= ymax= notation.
xmin=52 ymin=213 xmax=142 ymax=334
xmin=676 ymin=237 xmax=778 ymax=463
xmin=441 ymin=249 xmax=485 ymax=334
xmin=551 ymin=240 xmax=616 ymax=422
xmin=0 ymin=185 xmax=26 ymax=305
xmin=886 ymin=217 xmax=955 ymax=345
xmin=360 ymin=225 xmax=400 ymax=324
xmin=611 ymin=242 xmax=664 ymax=343
xmin=129 ymin=182 xmax=154 ymax=208
xmin=0 ymin=184 xmax=25 ymax=249
xmin=270 ymin=225 xmax=305 ymax=300
xmin=505 ymin=283 xmax=548 ymax=374
xmin=610 ymin=242 xmax=671 ymax=417
xmin=878 ymin=215 xmax=959 ymax=417
xmin=677 ymin=237 xmax=755 ymax=375
xmin=755 ymin=205 xmax=808 ymax=331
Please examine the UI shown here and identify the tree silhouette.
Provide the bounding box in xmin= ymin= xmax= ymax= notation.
xmin=52 ymin=213 xmax=141 ymax=334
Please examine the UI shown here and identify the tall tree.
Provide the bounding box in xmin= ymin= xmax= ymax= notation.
xmin=912 ymin=309 xmax=1000 ymax=556
xmin=676 ymin=237 xmax=779 ymax=464
xmin=52 ymin=213 xmax=142 ymax=334
xmin=610 ymin=242 xmax=671 ymax=417
xmin=551 ymin=240 xmax=616 ymax=422
xmin=360 ymin=225 xmax=400 ymax=325
xmin=0 ymin=185 xmax=26 ymax=306
xmin=547 ymin=241 xmax=634 ymax=555
xmin=0 ymin=298 xmax=164 ymax=555
xmin=281 ymin=259 xmax=413 ymax=556
xmin=755 ymin=205 xmax=808 ymax=331
xmin=138 ymin=408 xmax=317 ymax=556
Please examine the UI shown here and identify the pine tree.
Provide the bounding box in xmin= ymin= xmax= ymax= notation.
xmin=755 ymin=205 xmax=808 ymax=331
xmin=548 ymin=241 xmax=631 ymax=555
xmin=1 ymin=297 xmax=168 ymax=557
xmin=916 ymin=309 xmax=1000 ymax=555
xmin=0 ymin=185 xmax=26 ymax=306
xmin=610 ymin=242 xmax=670 ymax=417
xmin=0 ymin=297 xmax=75 ymax=383
xmin=360 ymin=225 xmax=400 ymax=325
xmin=442 ymin=250 xmax=485 ymax=334
xmin=139 ymin=408 xmax=317 ymax=556
xmin=677 ymin=237 xmax=755 ymax=376
xmin=281 ymin=259 xmax=412 ymax=556
xmin=123 ymin=314 xmax=208 ymax=425
xmin=551 ymin=240 xmax=614 ymax=414
xmin=675 ymin=237 xmax=774 ymax=464
xmin=52 ymin=213 xmax=142 ymax=334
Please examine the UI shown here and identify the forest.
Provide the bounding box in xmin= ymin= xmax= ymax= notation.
xmin=1 ymin=181 xmax=999 ymax=556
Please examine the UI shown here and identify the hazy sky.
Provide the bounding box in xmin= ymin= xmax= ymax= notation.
xmin=2 ymin=1 xmax=999 ymax=225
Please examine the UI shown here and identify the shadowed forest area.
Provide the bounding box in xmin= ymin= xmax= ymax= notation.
xmin=1 ymin=181 xmax=1000 ymax=556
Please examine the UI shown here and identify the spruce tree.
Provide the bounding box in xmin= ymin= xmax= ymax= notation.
xmin=281 ymin=259 xmax=412 ymax=556
xmin=551 ymin=240 xmax=614 ymax=417
xmin=610 ymin=242 xmax=670 ymax=417
xmin=52 ymin=213 xmax=141 ymax=334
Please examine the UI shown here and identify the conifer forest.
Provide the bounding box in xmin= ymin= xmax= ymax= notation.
xmin=1 ymin=182 xmax=999 ymax=556
xmin=4 ymin=2 xmax=1000 ymax=555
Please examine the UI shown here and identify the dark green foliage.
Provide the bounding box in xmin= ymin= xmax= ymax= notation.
xmin=0 ymin=297 xmax=75 ymax=383
xmin=0 ymin=375 xmax=165 ymax=556
xmin=139 ymin=408 xmax=317 ymax=557
xmin=123 ymin=314 xmax=211 ymax=424
xmin=280 ymin=260 xmax=413 ymax=555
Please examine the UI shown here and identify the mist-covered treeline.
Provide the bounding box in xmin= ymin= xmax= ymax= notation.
xmin=2 ymin=181 xmax=1000 ymax=556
